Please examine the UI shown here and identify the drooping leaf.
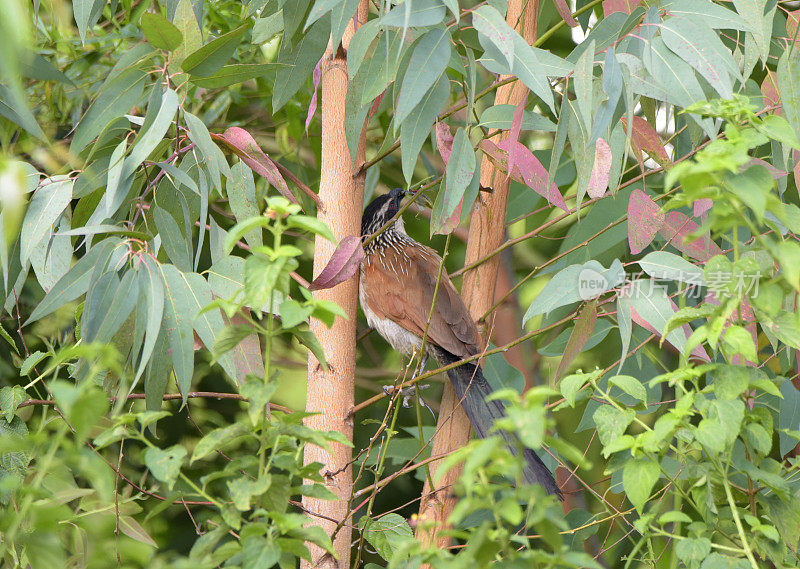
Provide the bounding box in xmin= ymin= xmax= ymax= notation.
xmin=380 ymin=0 xmax=446 ymax=27
xmin=273 ymin=16 xmax=330 ymax=112
xmin=587 ymin=137 xmax=612 ymax=199
xmin=555 ymin=300 xmax=598 ymax=378
xmin=395 ymin=28 xmax=451 ymax=128
xmin=432 ymin=128 xmax=475 ymax=234
xmin=20 ymin=178 xmax=72 ymax=266
xmin=160 ymin=264 xmax=195 ymax=403
xmin=228 ymin=161 xmax=263 ymax=249
xmin=638 ymin=251 xmax=705 ymax=286
xmin=144 ymin=445 xmax=187 ymax=490
xmin=214 ymin=127 xmax=296 ymax=203
xmin=133 ymin=255 xmax=165 ymax=384
xmin=401 ymin=74 xmax=450 ymax=183
xmin=472 ymin=5 xmax=515 ymax=71
xmin=627 ymin=188 xmax=664 ymax=254
xmin=309 ymin=235 xmax=365 ymax=291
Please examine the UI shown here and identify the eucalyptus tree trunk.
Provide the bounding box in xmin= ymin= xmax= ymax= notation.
xmin=303 ymin=3 xmax=369 ymax=567
xmin=415 ymin=0 xmax=539 ymax=552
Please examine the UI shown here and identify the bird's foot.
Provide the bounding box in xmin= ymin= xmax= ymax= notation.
xmin=382 ymin=384 xmax=435 ymax=417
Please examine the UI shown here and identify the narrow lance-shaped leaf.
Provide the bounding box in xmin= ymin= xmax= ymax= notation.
xmin=309 ymin=235 xmax=365 ymax=291
xmin=161 ymin=264 xmax=195 ymax=403
xmin=659 ymin=211 xmax=723 ymax=262
xmin=133 ymin=255 xmax=165 ymax=385
xmin=472 ymin=5 xmax=515 ymax=71
xmin=181 ymin=22 xmax=252 ymax=77
xmin=432 ymin=127 xmax=475 ymax=235
xmin=20 ymin=178 xmax=73 ymax=266
xmin=507 ymin=92 xmax=528 ymax=183
xmin=555 ymin=300 xmax=598 ymax=378
xmin=141 ymin=12 xmax=183 ymax=51
xmin=627 ymin=188 xmax=664 ymax=254
xmin=587 ymin=137 xmax=612 ymax=199
xmin=213 ymin=127 xmax=296 ymax=204
xmin=395 ymin=28 xmax=451 ymax=127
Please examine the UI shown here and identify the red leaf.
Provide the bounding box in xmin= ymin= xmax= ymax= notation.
xmin=761 ymin=71 xmax=781 ymax=115
xmin=659 ymin=211 xmax=723 ymax=262
xmin=553 ymin=0 xmax=578 ymax=27
xmin=621 ymin=116 xmax=670 ymax=166
xmin=795 ymin=150 xmax=800 ymax=200
xmin=587 ymin=137 xmax=612 ymax=199
xmin=693 ymin=198 xmax=713 ymax=218
xmin=603 ymin=0 xmax=639 ymax=16
xmin=787 ymin=9 xmax=800 ymax=45
xmin=368 ymin=91 xmax=385 ymax=124
xmin=507 ymin=92 xmax=528 ymax=181
xmin=555 ymin=300 xmax=598 ymax=378
xmin=213 ymin=127 xmax=297 ymax=204
xmin=436 ymin=121 xmax=453 ymax=164
xmin=486 ymin=139 xmax=569 ymax=212
xmin=309 ymin=235 xmax=365 ymax=291
xmin=627 ymin=188 xmax=664 ymax=254
xmin=305 ymin=59 xmax=322 ymax=134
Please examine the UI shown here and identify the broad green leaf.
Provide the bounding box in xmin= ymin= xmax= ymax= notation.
xmin=638 ymin=251 xmax=705 ymax=286
xmin=183 ymin=110 xmax=230 ymax=191
xmin=25 ymin=238 xmax=118 ymax=325
xmin=305 ymin=0 xmax=344 ymax=31
xmin=394 ymin=28 xmax=451 ymax=127
xmin=120 ymin=88 xmax=179 ymax=181
xmin=358 ymin=514 xmax=414 ymax=562
xmin=29 ymin=212 xmax=72 ymax=293
xmin=170 ymin=0 xmax=202 ymax=70
xmin=242 ymin=535 xmax=280 ymax=569
xmin=189 ymin=63 xmax=278 ymax=88
xmin=273 ymin=16 xmax=330 ymax=112
xmin=71 ymin=67 xmax=148 ymax=154
xmin=160 ymin=264 xmax=195 ymax=402
xmin=347 ymin=19 xmax=381 ymax=79
xmin=331 ymin=0 xmax=360 ymax=49
xmin=609 ymin=375 xmax=647 ymax=404
xmin=623 ymin=457 xmax=659 ymax=512
xmin=228 ymin=161 xmax=263 ymax=249
xmin=83 ymin=269 xmax=139 ymax=345
xmin=154 ymin=206 xmax=192 ymax=272
xmin=661 ymin=17 xmax=738 ymax=99
xmin=432 ymin=128 xmax=474 ymax=234
xmin=593 ymin=405 xmax=634 ymax=446
xmin=472 ymin=5 xmax=514 ymax=71
xmin=712 ymin=365 xmax=749 ymax=401
xmin=252 ymin=10 xmax=284 ymax=44
xmin=661 ymin=0 xmax=747 ymax=30
xmin=20 ymin=178 xmax=72 ymax=266
xmin=400 ymin=74 xmax=450 ymax=183
xmin=778 ymin=48 xmax=800 ymax=144
xmin=192 ymin=422 xmax=250 ymax=462
xmin=287 ymin=215 xmax=336 ymax=243
xmin=0 ymin=83 xmax=46 ymax=139
xmin=182 ymin=22 xmax=252 ymax=77
xmin=74 ymin=0 xmax=102 ymax=44
xmin=695 ymin=399 xmax=744 ymax=453
xmin=478 ymin=104 xmax=556 ymax=132
xmin=675 ymin=537 xmax=712 ymax=565
xmin=141 ymin=12 xmax=183 ymax=51
xmin=144 ymin=445 xmax=186 ymax=490
xmin=133 ymin=255 xmax=165 ymax=384
xmin=380 ymin=0 xmax=446 ymax=27
xmin=279 ymin=299 xmax=313 ymax=328
xmin=574 ymin=40 xmax=595 ymax=133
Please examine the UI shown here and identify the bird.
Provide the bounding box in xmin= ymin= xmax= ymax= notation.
xmin=358 ymin=188 xmax=562 ymax=498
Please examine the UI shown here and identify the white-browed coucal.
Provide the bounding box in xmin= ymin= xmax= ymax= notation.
xmin=359 ymin=188 xmax=561 ymax=498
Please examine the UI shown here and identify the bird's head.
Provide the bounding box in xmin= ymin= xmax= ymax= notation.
xmin=361 ymin=188 xmax=406 ymax=239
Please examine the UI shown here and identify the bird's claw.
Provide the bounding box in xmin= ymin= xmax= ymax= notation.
xmin=383 ymin=384 xmax=435 ymax=418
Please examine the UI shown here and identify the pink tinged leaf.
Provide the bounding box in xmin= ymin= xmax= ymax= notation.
xmin=229 ymin=313 xmax=264 ymax=383
xmin=368 ymin=92 xmax=385 ymax=124
xmin=436 ymin=121 xmax=453 ymax=164
xmin=305 ymin=59 xmax=322 ymax=134
xmin=555 ymin=300 xmax=598 ymax=378
xmin=627 ymin=188 xmax=664 ymax=254
xmin=659 ymin=211 xmax=723 ymax=262
xmin=213 ymin=127 xmax=297 ymax=204
xmin=787 ymin=9 xmax=800 ymax=45
xmin=694 ymin=198 xmax=713 ymax=218
xmin=553 ymin=0 xmax=578 ymax=27
xmin=490 ymin=139 xmax=569 ymax=212
xmin=603 ymin=0 xmax=639 ymax=16
xmin=587 ymin=137 xmax=612 ymax=199
xmin=795 ymin=150 xmax=800 ymax=199
xmin=621 ymin=116 xmax=670 ymax=166
xmin=309 ymin=235 xmax=366 ymax=291
xmin=745 ymin=157 xmax=787 ymax=179
xmin=761 ymin=71 xmax=781 ymax=114
xmin=629 ymin=303 xmax=710 ymax=362
xmin=507 ymin=92 xmax=528 ymax=181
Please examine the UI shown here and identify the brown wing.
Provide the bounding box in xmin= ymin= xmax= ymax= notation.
xmin=362 ymin=242 xmax=480 ymax=358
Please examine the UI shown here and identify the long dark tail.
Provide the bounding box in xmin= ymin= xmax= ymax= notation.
xmin=437 ymin=350 xmax=563 ymax=499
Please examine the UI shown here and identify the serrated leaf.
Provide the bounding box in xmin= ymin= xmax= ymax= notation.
xmin=623 ymin=457 xmax=659 ymax=512
xmin=358 ymin=513 xmax=414 ymax=562
xmin=192 ymin=422 xmax=250 ymax=462
xmin=144 ymin=445 xmax=186 ymax=490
